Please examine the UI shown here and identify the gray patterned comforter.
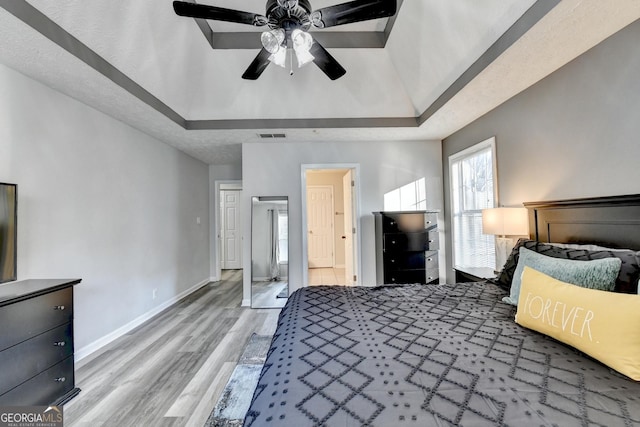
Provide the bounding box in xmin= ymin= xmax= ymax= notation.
xmin=244 ymin=282 xmax=640 ymax=426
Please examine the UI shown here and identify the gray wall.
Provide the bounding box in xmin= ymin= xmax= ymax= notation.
xmin=0 ymin=63 xmax=210 ymax=357
xmin=242 ymin=140 xmax=443 ymax=303
xmin=442 ymin=19 xmax=640 ymax=283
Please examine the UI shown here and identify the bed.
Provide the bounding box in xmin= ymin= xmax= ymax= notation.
xmin=244 ymin=195 xmax=640 ymax=426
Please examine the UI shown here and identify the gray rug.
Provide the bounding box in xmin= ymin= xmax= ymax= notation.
xmin=204 ymin=333 xmax=272 ymax=427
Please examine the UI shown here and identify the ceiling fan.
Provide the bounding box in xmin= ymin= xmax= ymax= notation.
xmin=173 ymin=0 xmax=397 ymax=80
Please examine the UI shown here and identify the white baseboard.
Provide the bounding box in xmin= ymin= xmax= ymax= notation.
xmin=75 ymin=278 xmax=210 ymax=366
xmin=241 ymin=298 xmax=251 ymax=307
xmin=209 ymin=276 xmax=218 ymax=283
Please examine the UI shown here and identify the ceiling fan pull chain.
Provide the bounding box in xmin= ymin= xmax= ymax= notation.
xmin=290 ymin=48 xmax=294 ymax=76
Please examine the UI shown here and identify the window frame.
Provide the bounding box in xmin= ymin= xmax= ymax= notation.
xmin=448 ymin=136 xmax=499 ymax=270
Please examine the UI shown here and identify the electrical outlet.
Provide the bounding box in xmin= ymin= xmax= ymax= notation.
xmin=152 ymin=288 xmax=157 ymax=299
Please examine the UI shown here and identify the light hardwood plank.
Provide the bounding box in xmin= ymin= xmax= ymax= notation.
xmin=64 ymin=270 xmax=279 ymax=427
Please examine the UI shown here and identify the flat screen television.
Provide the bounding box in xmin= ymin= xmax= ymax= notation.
xmin=0 ymin=183 xmax=17 ymax=284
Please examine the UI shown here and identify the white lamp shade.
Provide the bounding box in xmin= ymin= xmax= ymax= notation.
xmin=482 ymin=207 xmax=529 ymax=236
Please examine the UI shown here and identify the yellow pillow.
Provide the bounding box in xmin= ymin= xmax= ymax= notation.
xmin=516 ymin=266 xmax=640 ymax=381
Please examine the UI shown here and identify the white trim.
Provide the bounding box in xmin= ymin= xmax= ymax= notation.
xmin=75 ymin=278 xmax=210 ymax=366
xmin=301 ymin=164 xmax=362 ymax=287
xmin=241 ymin=298 xmax=251 ymax=307
xmin=448 ymin=136 xmax=498 ymax=270
xmin=334 ymin=264 xmax=345 ymax=269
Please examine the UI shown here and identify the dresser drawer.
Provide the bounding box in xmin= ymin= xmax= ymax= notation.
xmin=424 ymin=213 xmax=437 ymax=231
xmin=384 ymin=231 xmax=439 ymax=252
xmin=425 ymin=268 xmax=439 ymax=284
xmin=0 ymin=288 xmax=72 ymax=352
xmin=384 ymin=268 xmax=440 ymax=285
xmin=381 ymin=213 xmax=424 ymax=232
xmin=0 ymin=323 xmax=73 ymax=396
xmin=0 ymin=356 xmax=74 ymax=405
xmin=384 ymin=251 xmax=438 ymax=270
xmin=384 ymin=269 xmax=425 ymax=285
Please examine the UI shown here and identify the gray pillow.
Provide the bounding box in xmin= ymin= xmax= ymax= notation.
xmin=502 ymin=247 xmax=622 ymax=306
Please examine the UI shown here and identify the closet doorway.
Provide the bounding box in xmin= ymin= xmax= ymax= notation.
xmin=302 ymin=165 xmax=361 ymax=287
xmin=214 ymin=181 xmax=242 ymax=281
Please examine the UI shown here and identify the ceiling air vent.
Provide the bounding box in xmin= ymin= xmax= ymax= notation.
xmin=258 ymin=133 xmax=286 ymax=138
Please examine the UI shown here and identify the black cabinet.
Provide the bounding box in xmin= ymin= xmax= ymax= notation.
xmin=0 ymin=279 xmax=81 ymax=405
xmin=374 ymin=211 xmax=439 ymax=285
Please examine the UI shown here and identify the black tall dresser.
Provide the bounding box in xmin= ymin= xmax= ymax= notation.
xmin=374 ymin=211 xmax=439 ymax=285
xmin=0 ymin=279 xmax=81 ymax=405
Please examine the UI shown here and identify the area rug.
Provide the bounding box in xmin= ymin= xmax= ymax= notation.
xmin=204 ymin=333 xmax=272 ymax=427
xmin=276 ymin=286 xmax=288 ymax=299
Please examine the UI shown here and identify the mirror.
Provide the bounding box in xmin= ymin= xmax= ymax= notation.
xmin=251 ymin=196 xmax=288 ymax=308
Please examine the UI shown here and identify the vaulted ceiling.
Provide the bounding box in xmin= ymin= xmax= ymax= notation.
xmin=1 ymin=1 xmax=639 ymax=164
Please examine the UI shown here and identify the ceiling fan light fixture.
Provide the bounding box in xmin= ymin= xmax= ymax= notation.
xmin=268 ymin=48 xmax=287 ymax=68
xmin=261 ymin=28 xmax=285 ymax=54
xmin=292 ymin=29 xmax=314 ymax=68
xmin=292 ymin=29 xmax=313 ymax=52
xmin=294 ymin=48 xmax=314 ymax=68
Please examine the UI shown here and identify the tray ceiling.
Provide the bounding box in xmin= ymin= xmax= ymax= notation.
xmin=1 ymin=0 xmax=639 ymax=164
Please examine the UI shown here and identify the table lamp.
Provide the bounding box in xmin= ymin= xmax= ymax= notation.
xmin=482 ymin=207 xmax=529 ymax=272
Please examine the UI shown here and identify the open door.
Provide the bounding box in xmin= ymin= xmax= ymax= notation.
xmin=307 ymin=186 xmax=334 ymax=268
xmin=221 ymin=189 xmax=242 ymax=269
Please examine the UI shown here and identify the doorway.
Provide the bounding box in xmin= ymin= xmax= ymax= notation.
xmin=214 ymin=181 xmax=242 ymax=281
xmin=302 ymin=165 xmax=361 ymax=287
xmin=220 ymin=189 xmax=242 ymax=269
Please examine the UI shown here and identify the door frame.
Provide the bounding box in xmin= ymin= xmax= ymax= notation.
xmin=214 ymin=180 xmax=242 ymax=281
xmin=301 ymin=164 xmax=362 ymax=286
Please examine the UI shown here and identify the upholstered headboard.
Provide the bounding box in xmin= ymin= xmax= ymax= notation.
xmin=524 ymin=194 xmax=640 ymax=251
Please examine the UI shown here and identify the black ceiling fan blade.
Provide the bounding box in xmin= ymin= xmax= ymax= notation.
xmin=310 ymin=41 xmax=346 ymax=80
xmin=311 ymin=0 xmax=396 ymax=28
xmin=173 ymin=1 xmax=267 ymax=26
xmin=242 ymin=48 xmax=272 ymax=80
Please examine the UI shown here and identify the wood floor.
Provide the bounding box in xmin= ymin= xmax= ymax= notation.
xmin=251 ymin=279 xmax=288 ymax=308
xmin=64 ymin=270 xmax=280 ymax=427
xmin=308 ymin=267 xmax=348 ymax=285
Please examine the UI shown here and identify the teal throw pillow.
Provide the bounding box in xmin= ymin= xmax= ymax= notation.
xmin=502 ymin=246 xmax=622 ymax=306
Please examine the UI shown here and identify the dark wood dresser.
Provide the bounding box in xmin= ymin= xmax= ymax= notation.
xmin=0 ymin=279 xmax=81 ymax=405
xmin=374 ymin=211 xmax=439 ymax=285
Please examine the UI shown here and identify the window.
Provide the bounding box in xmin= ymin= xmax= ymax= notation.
xmin=384 ymin=177 xmax=427 ymax=211
xmin=278 ymin=210 xmax=288 ymax=263
xmin=449 ymin=137 xmax=497 ymax=270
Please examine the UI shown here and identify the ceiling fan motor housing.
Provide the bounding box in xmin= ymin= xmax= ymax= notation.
xmin=265 ymin=0 xmax=312 ymax=32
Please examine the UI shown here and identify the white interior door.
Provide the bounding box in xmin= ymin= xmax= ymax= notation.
xmin=221 ymin=190 xmax=242 ymax=269
xmin=307 ymin=186 xmax=334 ymax=268
xmin=342 ymin=171 xmax=355 ymax=285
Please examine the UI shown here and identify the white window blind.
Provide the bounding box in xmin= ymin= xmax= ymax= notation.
xmin=450 ymin=138 xmax=497 ymax=270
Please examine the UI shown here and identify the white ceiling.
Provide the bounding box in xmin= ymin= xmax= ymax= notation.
xmin=1 ymin=0 xmax=639 ymax=164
